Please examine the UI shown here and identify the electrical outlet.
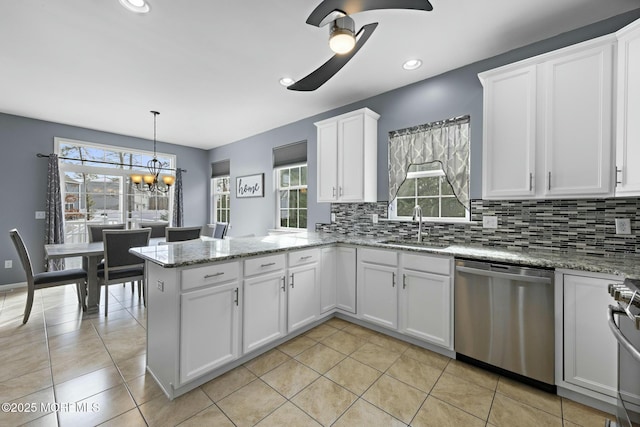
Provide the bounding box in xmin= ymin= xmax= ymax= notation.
xmin=483 ymin=216 xmax=498 ymax=229
xmin=372 ymin=214 xmax=378 ymax=224
xmin=330 ymin=213 xmax=336 ymax=222
xmin=35 ymin=211 xmax=46 ymax=220
xmin=4 ymin=260 xmax=12 ymax=269
xmin=157 ymin=280 xmax=164 ymax=292
xmin=615 ymin=218 xmax=631 ymax=235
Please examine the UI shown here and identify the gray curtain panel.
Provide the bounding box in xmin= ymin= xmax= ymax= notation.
xmin=172 ymin=168 xmax=184 ymax=227
xmin=388 ymin=116 xmax=470 ymax=211
xmin=45 ymin=154 xmax=65 ymax=271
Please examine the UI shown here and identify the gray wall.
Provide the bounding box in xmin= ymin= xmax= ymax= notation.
xmin=0 ymin=113 xmax=209 ymax=286
xmin=209 ymin=9 xmax=640 ymax=238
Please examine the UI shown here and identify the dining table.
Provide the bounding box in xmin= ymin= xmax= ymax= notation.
xmin=44 ymin=237 xmax=165 ymax=313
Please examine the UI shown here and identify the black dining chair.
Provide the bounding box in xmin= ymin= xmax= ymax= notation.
xmin=9 ymin=229 xmax=87 ymax=323
xmin=98 ymin=228 xmax=151 ymax=316
xmin=166 ymin=226 xmax=202 ymax=242
xmin=212 ymin=222 xmax=228 ymax=239
xmin=139 ymin=222 xmax=168 ymax=238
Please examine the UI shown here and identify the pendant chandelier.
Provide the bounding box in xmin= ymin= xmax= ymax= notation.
xmin=130 ymin=111 xmax=175 ymax=193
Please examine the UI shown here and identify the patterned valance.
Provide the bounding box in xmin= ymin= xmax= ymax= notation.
xmin=388 ymin=116 xmax=470 ymax=210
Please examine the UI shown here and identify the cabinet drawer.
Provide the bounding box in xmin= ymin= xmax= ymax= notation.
xmin=358 ymin=248 xmax=398 ymax=266
xmin=181 ymin=262 xmax=239 ymax=291
xmin=244 ymin=254 xmax=286 ymax=277
xmin=402 ymin=253 xmax=451 ymax=276
xmin=288 ymin=248 xmax=320 ymax=267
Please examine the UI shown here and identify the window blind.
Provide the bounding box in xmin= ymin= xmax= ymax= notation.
xmin=273 ymin=141 xmax=307 ymax=168
xmin=211 ymin=159 xmax=230 ymax=178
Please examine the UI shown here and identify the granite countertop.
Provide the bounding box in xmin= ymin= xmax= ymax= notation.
xmin=130 ymin=232 xmax=640 ymax=280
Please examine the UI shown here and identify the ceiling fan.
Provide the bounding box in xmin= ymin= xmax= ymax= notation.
xmin=287 ymin=0 xmax=434 ymax=92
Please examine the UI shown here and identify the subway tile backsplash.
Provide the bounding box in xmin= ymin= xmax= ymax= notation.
xmin=315 ymin=198 xmax=640 ymax=256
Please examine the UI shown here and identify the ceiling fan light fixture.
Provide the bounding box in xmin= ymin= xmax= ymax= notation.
xmin=402 ymin=59 xmax=422 ymax=70
xmin=329 ymin=16 xmax=356 ymax=54
xmin=119 ymin=0 xmax=150 ymax=14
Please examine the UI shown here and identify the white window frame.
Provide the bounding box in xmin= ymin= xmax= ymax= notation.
xmin=389 ymin=168 xmax=470 ymax=223
xmin=212 ymin=175 xmax=231 ymax=224
xmin=276 ymin=163 xmax=308 ymax=230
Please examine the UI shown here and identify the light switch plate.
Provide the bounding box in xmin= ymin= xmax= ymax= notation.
xmin=35 ymin=211 xmax=46 ymax=220
xmin=331 ymin=213 xmax=336 ymax=222
xmin=483 ymin=216 xmax=498 ymax=229
xmin=615 ymin=218 xmax=631 ymax=235
xmin=4 ymin=260 xmax=12 ymax=269
xmin=372 ymin=214 xmax=378 ymax=224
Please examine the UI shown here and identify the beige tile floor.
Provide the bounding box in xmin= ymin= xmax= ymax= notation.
xmin=0 ymin=284 xmax=615 ymax=426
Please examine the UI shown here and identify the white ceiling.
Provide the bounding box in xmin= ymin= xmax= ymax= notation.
xmin=1 ymin=1 xmax=638 ymax=150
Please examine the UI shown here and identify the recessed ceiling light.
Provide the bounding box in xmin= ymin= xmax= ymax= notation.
xmin=119 ymin=0 xmax=150 ymax=14
xmin=402 ymin=59 xmax=422 ymax=70
xmin=279 ymin=77 xmax=296 ymax=87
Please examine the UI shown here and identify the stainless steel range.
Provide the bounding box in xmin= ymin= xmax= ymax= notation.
xmin=607 ymin=279 xmax=640 ymax=427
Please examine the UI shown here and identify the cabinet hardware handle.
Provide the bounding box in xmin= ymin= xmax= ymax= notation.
xmin=299 ymin=255 xmax=312 ymax=260
xmin=547 ymin=171 xmax=551 ymax=191
xmin=403 ymin=274 xmax=407 ymax=289
xmin=529 ymin=173 xmax=533 ymax=192
xmin=261 ymin=262 xmax=276 ymax=267
xmin=290 ymin=274 xmax=294 ymax=288
xmin=392 ymin=272 xmax=396 ymax=287
xmin=204 ymin=272 xmax=224 ymax=279
xmin=234 ymin=288 xmax=239 ymax=306
xmin=332 ymin=187 xmax=336 ymax=197
xmin=339 ymin=186 xmax=343 ymax=196
xmin=281 ymin=276 xmax=286 ymax=292
xmin=616 ymin=168 xmax=622 ymax=185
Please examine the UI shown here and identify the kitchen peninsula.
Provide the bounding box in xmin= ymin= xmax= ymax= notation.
xmin=131 ymin=232 xmax=640 ymax=402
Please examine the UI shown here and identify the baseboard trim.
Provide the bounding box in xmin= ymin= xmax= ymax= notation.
xmin=0 ymin=282 xmax=26 ymax=292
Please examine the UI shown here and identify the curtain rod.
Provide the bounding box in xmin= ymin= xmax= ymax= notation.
xmin=389 ymin=115 xmax=470 ymax=137
xmin=36 ymin=153 xmax=187 ymax=173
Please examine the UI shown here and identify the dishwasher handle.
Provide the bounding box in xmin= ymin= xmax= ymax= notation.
xmin=455 ymin=265 xmax=552 ymax=284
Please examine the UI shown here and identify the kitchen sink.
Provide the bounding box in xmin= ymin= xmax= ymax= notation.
xmin=378 ymin=239 xmax=450 ymax=250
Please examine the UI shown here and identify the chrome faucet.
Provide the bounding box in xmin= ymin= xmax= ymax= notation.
xmin=412 ymin=205 xmax=423 ymax=242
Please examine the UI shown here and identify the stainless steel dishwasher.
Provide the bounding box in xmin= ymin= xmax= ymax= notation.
xmin=454 ymin=259 xmax=555 ymax=391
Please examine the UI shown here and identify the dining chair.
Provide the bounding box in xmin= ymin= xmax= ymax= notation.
xmin=9 ymin=229 xmax=87 ymax=323
xmin=98 ymin=228 xmax=151 ymax=316
xmin=166 ymin=226 xmax=202 ymax=242
xmin=212 ymin=222 xmax=228 ymax=239
xmin=139 ymin=222 xmax=168 ymax=238
xmin=87 ymin=223 xmax=126 ymax=243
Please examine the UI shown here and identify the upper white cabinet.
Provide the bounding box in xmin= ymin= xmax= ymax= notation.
xmin=480 ymin=36 xmax=615 ymax=199
xmin=315 ymin=108 xmax=379 ymax=203
xmin=615 ymin=18 xmax=640 ymax=196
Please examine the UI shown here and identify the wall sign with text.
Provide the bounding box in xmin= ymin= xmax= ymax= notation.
xmin=236 ymin=173 xmax=264 ymax=198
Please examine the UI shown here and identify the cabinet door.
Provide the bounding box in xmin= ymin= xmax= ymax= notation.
xmin=399 ymin=269 xmax=451 ymax=348
xmin=320 ymin=247 xmax=337 ymax=313
xmin=616 ymin=20 xmax=640 ymax=196
xmin=317 ymin=121 xmax=338 ymax=202
xmin=482 ymin=65 xmax=537 ymax=199
xmin=338 ymin=114 xmax=366 ymax=202
xmin=563 ymin=274 xmax=618 ymax=397
xmin=336 ymin=246 xmax=356 ymax=313
xmin=243 ymin=272 xmax=287 ymax=353
xmin=180 ymin=282 xmax=240 ymax=384
xmin=543 ymin=43 xmax=613 ymax=197
xmin=358 ymin=262 xmax=397 ymax=329
xmin=288 ymin=263 xmax=320 ymax=332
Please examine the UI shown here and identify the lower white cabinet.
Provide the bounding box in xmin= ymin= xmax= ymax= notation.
xmin=399 ymin=254 xmax=453 ymax=349
xmin=320 ymin=246 xmax=356 ymax=314
xmin=320 ymin=247 xmax=337 ymax=313
xmin=243 ymin=271 xmax=286 ymax=353
xmin=561 ymin=273 xmax=621 ymax=398
xmin=288 ymin=250 xmax=321 ymax=332
xmin=358 ymin=248 xmax=399 ymax=329
xmin=180 ymin=281 xmax=240 ymax=384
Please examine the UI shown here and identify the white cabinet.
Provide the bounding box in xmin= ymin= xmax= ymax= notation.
xmin=561 ymin=273 xmax=621 ymax=398
xmin=180 ymin=281 xmax=240 ymax=384
xmin=243 ymin=255 xmax=287 ymax=353
xmin=616 ymin=18 xmax=640 ymax=196
xmin=399 ymin=253 xmax=453 ymax=349
xmin=320 ymin=246 xmax=356 ymax=314
xmin=288 ymin=249 xmax=321 ymax=332
xmin=315 ymin=108 xmax=379 ymax=203
xmin=357 ymin=248 xmax=398 ymax=329
xmin=480 ymin=35 xmax=615 ymax=199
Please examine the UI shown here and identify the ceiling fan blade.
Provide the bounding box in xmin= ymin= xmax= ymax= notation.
xmin=307 ymin=0 xmax=433 ymax=27
xmin=288 ymin=23 xmax=378 ymax=92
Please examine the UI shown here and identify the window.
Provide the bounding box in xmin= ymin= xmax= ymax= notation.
xmin=277 ymin=164 xmax=307 ymax=229
xmin=213 ymin=176 xmax=230 ymax=224
xmin=390 ymin=163 xmax=468 ymax=221
xmin=55 ymin=138 xmax=175 ymax=244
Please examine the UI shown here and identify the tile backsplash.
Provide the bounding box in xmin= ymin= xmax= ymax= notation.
xmin=315 ymin=198 xmax=640 ymax=256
